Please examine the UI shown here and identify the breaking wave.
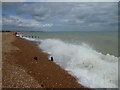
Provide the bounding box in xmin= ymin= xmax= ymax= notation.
xmin=39 ymin=39 xmax=118 ymax=88
xmin=18 ymin=34 xmax=118 ymax=88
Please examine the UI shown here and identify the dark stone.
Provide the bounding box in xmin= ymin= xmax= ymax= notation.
xmin=34 ymin=57 xmax=38 ymax=60
xmin=41 ymin=84 xmax=44 ymax=87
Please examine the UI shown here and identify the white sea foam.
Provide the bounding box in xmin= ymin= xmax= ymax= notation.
xmin=39 ymin=39 xmax=118 ymax=88
xmin=19 ymin=35 xmax=118 ymax=88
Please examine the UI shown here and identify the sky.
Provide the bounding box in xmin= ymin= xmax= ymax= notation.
xmin=2 ymin=0 xmax=120 ymax=2
xmin=2 ymin=2 xmax=118 ymax=31
xmin=23 ymin=0 xmax=119 ymax=2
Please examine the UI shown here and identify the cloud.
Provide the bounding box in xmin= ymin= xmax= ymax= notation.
xmin=16 ymin=3 xmax=51 ymax=21
xmin=2 ymin=2 xmax=23 ymax=9
xmin=60 ymin=2 xmax=118 ymax=27
xmin=16 ymin=3 xmax=73 ymax=21
xmin=3 ymin=15 xmax=42 ymax=27
xmin=23 ymin=0 xmax=119 ymax=2
xmin=2 ymin=2 xmax=118 ymax=31
xmin=3 ymin=14 xmax=53 ymax=28
xmin=16 ymin=2 xmax=117 ymax=26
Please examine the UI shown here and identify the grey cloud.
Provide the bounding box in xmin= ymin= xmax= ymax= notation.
xmin=2 ymin=2 xmax=23 ymax=10
xmin=16 ymin=3 xmax=51 ymax=21
xmin=64 ymin=2 xmax=118 ymax=27
xmin=16 ymin=3 xmax=74 ymax=21
xmin=3 ymin=14 xmax=52 ymax=29
xmin=2 ymin=2 xmax=118 ymax=31
xmin=24 ymin=0 xmax=119 ymax=2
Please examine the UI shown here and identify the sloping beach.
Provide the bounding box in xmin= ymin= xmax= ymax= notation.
xmin=2 ymin=32 xmax=85 ymax=88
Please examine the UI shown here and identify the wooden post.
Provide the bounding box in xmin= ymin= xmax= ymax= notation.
xmin=51 ymin=57 xmax=53 ymax=61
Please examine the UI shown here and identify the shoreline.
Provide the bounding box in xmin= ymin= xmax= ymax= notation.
xmin=2 ymin=32 xmax=86 ymax=88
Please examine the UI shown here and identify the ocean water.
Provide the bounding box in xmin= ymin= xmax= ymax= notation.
xmin=17 ymin=31 xmax=118 ymax=88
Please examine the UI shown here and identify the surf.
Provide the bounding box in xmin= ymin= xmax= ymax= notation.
xmin=39 ymin=39 xmax=118 ymax=88
xmin=17 ymin=33 xmax=118 ymax=88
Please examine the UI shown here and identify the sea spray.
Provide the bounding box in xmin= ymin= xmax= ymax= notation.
xmin=39 ymin=39 xmax=118 ymax=88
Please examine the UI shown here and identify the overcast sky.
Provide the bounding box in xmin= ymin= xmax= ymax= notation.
xmin=23 ymin=0 xmax=119 ymax=2
xmin=2 ymin=0 xmax=120 ymax=2
xmin=2 ymin=2 xmax=118 ymax=31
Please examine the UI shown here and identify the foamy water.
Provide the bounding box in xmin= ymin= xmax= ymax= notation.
xmin=17 ymin=33 xmax=118 ymax=88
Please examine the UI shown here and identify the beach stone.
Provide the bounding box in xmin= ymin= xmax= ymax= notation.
xmin=34 ymin=57 xmax=38 ymax=60
xmin=41 ymin=84 xmax=44 ymax=87
xmin=29 ymin=71 xmax=32 ymax=74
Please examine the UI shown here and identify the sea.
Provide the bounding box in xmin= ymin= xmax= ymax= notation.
xmin=17 ymin=31 xmax=118 ymax=88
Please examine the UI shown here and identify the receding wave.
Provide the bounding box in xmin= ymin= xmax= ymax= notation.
xmin=19 ymin=34 xmax=118 ymax=88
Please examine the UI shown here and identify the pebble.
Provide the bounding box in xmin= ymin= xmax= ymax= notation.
xmin=29 ymin=71 xmax=32 ymax=73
